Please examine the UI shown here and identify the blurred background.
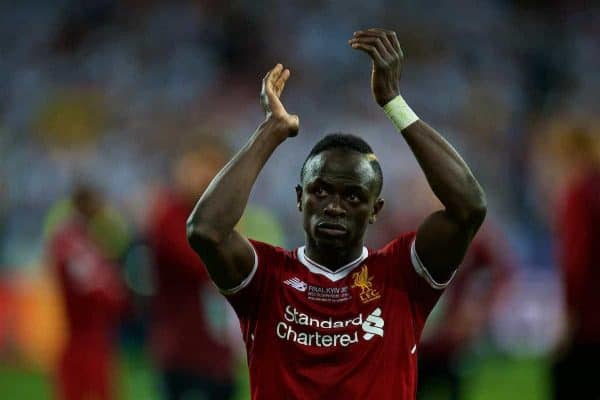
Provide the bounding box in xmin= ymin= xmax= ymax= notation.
xmin=1 ymin=0 xmax=599 ymax=399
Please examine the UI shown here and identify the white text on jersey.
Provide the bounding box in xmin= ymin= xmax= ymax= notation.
xmin=276 ymin=305 xmax=385 ymax=348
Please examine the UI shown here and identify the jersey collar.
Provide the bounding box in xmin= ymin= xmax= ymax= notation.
xmin=297 ymin=246 xmax=369 ymax=282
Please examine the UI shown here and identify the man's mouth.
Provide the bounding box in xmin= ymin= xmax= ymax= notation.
xmin=316 ymin=222 xmax=348 ymax=236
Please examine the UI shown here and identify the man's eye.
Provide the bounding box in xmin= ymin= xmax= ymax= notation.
xmin=347 ymin=194 xmax=360 ymax=202
xmin=315 ymin=187 xmax=328 ymax=197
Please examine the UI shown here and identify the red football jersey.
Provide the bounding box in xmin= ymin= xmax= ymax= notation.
xmin=223 ymin=232 xmax=452 ymax=399
xmin=49 ymin=218 xmax=126 ymax=400
xmin=558 ymin=168 xmax=600 ymax=343
xmin=148 ymin=191 xmax=235 ymax=380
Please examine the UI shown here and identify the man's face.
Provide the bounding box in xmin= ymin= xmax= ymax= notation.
xmin=174 ymin=151 xmax=225 ymax=204
xmin=73 ymin=186 xmax=102 ymax=221
xmin=297 ymin=149 xmax=384 ymax=251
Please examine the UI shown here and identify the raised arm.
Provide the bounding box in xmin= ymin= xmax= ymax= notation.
xmin=350 ymin=29 xmax=486 ymax=283
xmin=186 ymin=64 xmax=299 ymax=290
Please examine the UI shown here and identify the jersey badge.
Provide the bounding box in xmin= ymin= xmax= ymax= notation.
xmin=351 ymin=265 xmax=381 ymax=303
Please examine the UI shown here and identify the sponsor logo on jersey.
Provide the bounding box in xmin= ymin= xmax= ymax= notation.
xmin=351 ymin=265 xmax=381 ymax=303
xmin=275 ymin=305 xmax=385 ymax=348
xmin=283 ymin=277 xmax=308 ymax=292
xmin=362 ymin=307 xmax=384 ymax=340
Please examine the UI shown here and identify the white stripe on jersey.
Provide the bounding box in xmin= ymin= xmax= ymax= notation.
xmin=410 ymin=239 xmax=455 ymax=290
xmin=297 ymin=246 xmax=369 ymax=282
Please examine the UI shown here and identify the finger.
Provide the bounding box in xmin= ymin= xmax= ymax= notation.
xmin=261 ymin=70 xmax=276 ymax=107
xmin=266 ymin=82 xmax=286 ymax=113
xmin=262 ymin=69 xmax=271 ymax=87
xmin=275 ymin=68 xmax=290 ymax=89
xmin=364 ymin=29 xmax=403 ymax=56
xmin=368 ymin=28 xmax=394 ymax=35
xmin=266 ymin=90 xmax=285 ymax=115
xmin=350 ymin=42 xmax=386 ymax=66
xmin=269 ymin=63 xmax=284 ymax=88
xmin=376 ymin=31 xmax=396 ymax=56
xmin=353 ymin=29 xmax=395 ymax=55
xmin=274 ymin=69 xmax=290 ymax=96
xmin=353 ymin=29 xmax=390 ymax=37
xmin=350 ymin=37 xmax=390 ymax=62
xmin=262 ymin=66 xmax=277 ymax=94
xmin=388 ymin=31 xmax=402 ymax=54
xmin=261 ymin=70 xmax=271 ymax=104
xmin=271 ymin=63 xmax=283 ymax=77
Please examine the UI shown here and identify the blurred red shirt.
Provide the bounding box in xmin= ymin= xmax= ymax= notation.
xmin=49 ymin=218 xmax=126 ymax=400
xmin=418 ymin=228 xmax=512 ymax=361
xmin=558 ymin=167 xmax=600 ymax=344
xmin=147 ymin=191 xmax=235 ymax=381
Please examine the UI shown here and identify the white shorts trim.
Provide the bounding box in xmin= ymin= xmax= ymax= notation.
xmin=410 ymin=239 xmax=455 ymax=290
xmin=219 ymin=239 xmax=259 ymax=295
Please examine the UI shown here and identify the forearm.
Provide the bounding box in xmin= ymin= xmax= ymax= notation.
xmin=401 ymin=119 xmax=486 ymax=223
xmin=349 ymin=28 xmax=485 ymax=222
xmin=187 ymin=119 xmax=285 ymax=243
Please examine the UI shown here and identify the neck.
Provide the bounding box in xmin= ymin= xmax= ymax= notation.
xmin=304 ymin=239 xmax=364 ymax=272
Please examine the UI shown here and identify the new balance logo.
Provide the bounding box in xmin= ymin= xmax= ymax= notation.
xmin=362 ymin=307 xmax=384 ymax=340
xmin=284 ymin=277 xmax=307 ymax=292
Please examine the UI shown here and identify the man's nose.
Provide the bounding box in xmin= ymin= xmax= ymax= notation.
xmin=324 ymin=196 xmax=346 ymax=217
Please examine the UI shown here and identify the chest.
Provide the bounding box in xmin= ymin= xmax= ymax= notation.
xmin=260 ymin=262 xmax=415 ymax=351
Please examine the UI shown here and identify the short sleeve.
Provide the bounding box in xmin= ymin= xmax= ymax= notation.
xmin=380 ymin=232 xmax=453 ymax=333
xmin=221 ymin=239 xmax=283 ymax=325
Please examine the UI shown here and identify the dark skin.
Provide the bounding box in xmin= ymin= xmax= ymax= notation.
xmin=187 ymin=28 xmax=486 ymax=289
xmin=349 ymin=28 xmax=487 ymax=280
xmin=296 ymin=150 xmax=384 ymax=267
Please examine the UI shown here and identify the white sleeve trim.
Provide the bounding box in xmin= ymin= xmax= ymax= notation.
xmin=218 ymin=239 xmax=259 ymax=295
xmin=410 ymin=239 xmax=455 ymax=290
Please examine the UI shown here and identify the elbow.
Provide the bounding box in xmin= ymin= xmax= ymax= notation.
xmin=454 ymin=181 xmax=487 ymax=227
xmin=186 ymin=217 xmax=224 ymax=248
xmin=470 ymin=197 xmax=488 ymax=226
xmin=465 ymin=187 xmax=487 ymax=226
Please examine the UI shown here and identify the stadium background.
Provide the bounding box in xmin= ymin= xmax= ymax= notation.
xmin=0 ymin=0 xmax=598 ymax=399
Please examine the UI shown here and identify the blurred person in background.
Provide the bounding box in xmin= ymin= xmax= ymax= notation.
xmin=551 ymin=123 xmax=600 ymax=400
xmin=417 ymin=223 xmax=513 ymax=400
xmin=47 ymin=184 xmax=128 ymax=400
xmin=147 ymin=143 xmax=237 ymax=400
xmin=380 ymin=176 xmax=514 ymax=400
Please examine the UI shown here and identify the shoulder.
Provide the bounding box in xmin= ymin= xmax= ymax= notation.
xmin=371 ymin=231 xmax=454 ymax=291
xmin=366 ymin=232 xmax=416 ymax=285
xmin=370 ymin=231 xmax=416 ymax=260
xmin=248 ymin=239 xmax=295 ymax=265
xmin=221 ymin=239 xmax=294 ymax=296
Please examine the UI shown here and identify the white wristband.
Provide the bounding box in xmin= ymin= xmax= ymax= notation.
xmin=383 ymin=95 xmax=419 ymax=131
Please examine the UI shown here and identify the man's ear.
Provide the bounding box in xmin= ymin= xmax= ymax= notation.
xmin=295 ymin=185 xmax=303 ymax=211
xmin=369 ymin=198 xmax=385 ymax=224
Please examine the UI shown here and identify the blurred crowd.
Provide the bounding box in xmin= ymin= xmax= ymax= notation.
xmin=1 ymin=0 xmax=599 ymax=399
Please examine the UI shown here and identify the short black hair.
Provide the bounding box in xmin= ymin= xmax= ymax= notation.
xmin=300 ymin=133 xmax=383 ymax=196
